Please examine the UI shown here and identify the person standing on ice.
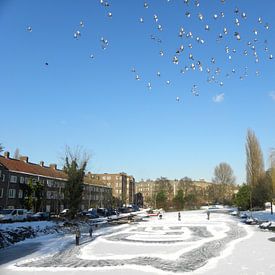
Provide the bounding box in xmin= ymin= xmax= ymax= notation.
xmin=207 ymin=210 xmax=210 ymax=220
xmin=89 ymin=226 xmax=93 ymax=238
xmin=178 ymin=212 xmax=181 ymax=221
xmin=75 ymin=227 xmax=81 ymax=245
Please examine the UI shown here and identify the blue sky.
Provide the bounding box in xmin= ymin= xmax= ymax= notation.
xmin=1 ymin=0 xmax=275 ymax=183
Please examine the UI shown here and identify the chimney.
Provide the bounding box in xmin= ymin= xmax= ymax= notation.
xmin=40 ymin=161 xmax=44 ymax=167
xmin=50 ymin=164 xmax=57 ymax=170
xmin=20 ymin=156 xmax=29 ymax=163
xmin=4 ymin=151 xmax=10 ymax=159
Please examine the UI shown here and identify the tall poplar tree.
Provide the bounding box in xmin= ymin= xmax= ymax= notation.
xmin=245 ymin=129 xmax=265 ymax=209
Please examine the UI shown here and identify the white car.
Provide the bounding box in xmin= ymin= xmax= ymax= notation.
xmin=60 ymin=209 xmax=69 ymax=216
xmin=230 ymin=210 xmax=238 ymax=216
xmin=0 ymin=209 xmax=28 ymax=222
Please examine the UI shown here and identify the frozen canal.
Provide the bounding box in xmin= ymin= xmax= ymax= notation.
xmin=0 ymin=211 xmax=274 ymax=274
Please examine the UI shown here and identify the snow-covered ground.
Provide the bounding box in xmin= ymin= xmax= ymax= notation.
xmin=0 ymin=210 xmax=274 ymax=274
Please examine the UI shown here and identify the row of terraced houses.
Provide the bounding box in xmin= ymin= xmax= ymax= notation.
xmin=0 ymin=152 xmax=136 ymax=212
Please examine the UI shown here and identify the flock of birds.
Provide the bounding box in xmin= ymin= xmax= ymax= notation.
xmin=26 ymin=0 xmax=273 ymax=103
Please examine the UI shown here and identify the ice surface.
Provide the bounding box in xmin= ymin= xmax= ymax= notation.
xmin=1 ymin=210 xmax=275 ymax=275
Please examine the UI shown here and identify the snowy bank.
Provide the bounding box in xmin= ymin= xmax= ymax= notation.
xmin=0 ymin=221 xmax=65 ymax=248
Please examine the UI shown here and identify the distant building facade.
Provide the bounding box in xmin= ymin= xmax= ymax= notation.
xmin=85 ymin=172 xmax=136 ymax=205
xmin=136 ymin=178 xmax=214 ymax=207
xmin=0 ymin=152 xmax=111 ymax=211
xmin=135 ymin=179 xmax=155 ymax=207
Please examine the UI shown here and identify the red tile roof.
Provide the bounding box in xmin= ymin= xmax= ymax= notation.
xmin=0 ymin=155 xmax=67 ymax=180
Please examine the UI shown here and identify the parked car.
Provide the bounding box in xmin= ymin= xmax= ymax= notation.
xmin=244 ymin=217 xmax=259 ymax=225
xmin=131 ymin=205 xmax=140 ymax=212
xmin=118 ymin=207 xmax=131 ymax=214
xmin=0 ymin=209 xmax=28 ymax=222
xmin=230 ymin=210 xmax=238 ymax=216
xmin=26 ymin=211 xmax=35 ymax=221
xmin=259 ymin=221 xmax=272 ymax=229
xmin=97 ymin=208 xmax=107 ymax=217
xmin=240 ymin=213 xmax=248 ymax=219
xmin=85 ymin=210 xmax=99 ymax=219
xmin=0 ymin=209 xmax=13 ymax=222
xmin=105 ymin=208 xmax=118 ymax=216
xmin=32 ymin=212 xmax=50 ymax=221
xmin=60 ymin=209 xmax=69 ymax=217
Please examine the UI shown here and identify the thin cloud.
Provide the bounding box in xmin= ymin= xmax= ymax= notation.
xmin=213 ymin=93 xmax=224 ymax=103
xmin=269 ymin=91 xmax=275 ymax=101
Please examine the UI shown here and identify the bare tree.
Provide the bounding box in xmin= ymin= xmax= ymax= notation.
xmin=14 ymin=148 xmax=20 ymax=159
xmin=246 ymin=129 xmax=265 ymax=210
xmin=62 ymin=146 xmax=90 ymax=218
xmin=62 ymin=145 xmax=90 ymax=169
xmin=213 ymin=162 xmax=236 ymax=185
xmin=0 ymin=143 xmax=4 ymax=153
xmin=212 ymin=162 xmax=236 ymax=204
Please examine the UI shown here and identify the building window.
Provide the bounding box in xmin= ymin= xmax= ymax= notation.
xmin=1 ymin=174 xmax=5 ymax=182
xmin=8 ymin=189 xmax=16 ymax=198
xmin=46 ymin=191 xmax=57 ymax=199
xmin=18 ymin=189 xmax=23 ymax=199
xmin=46 ymin=191 xmax=52 ymax=199
xmin=0 ymin=188 xmax=3 ymax=198
xmin=47 ymin=179 xmax=54 ymax=187
xmin=10 ymin=175 xmax=17 ymax=183
xmin=20 ymin=177 xmax=25 ymax=184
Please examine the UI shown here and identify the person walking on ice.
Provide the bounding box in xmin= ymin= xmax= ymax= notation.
xmin=178 ymin=212 xmax=181 ymax=221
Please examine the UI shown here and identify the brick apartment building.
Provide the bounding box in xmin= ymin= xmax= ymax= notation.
xmin=85 ymin=172 xmax=136 ymax=206
xmin=135 ymin=179 xmax=155 ymax=206
xmin=0 ymin=152 xmax=111 ymax=211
